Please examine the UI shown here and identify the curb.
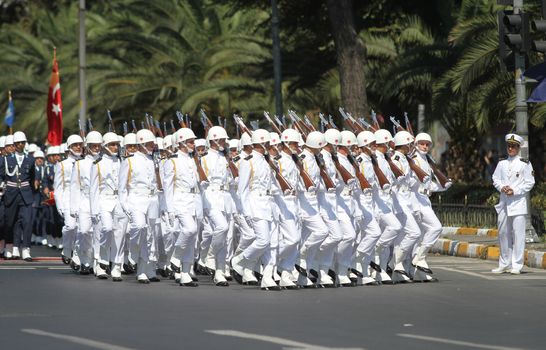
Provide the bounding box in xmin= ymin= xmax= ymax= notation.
xmin=432 ymin=238 xmax=546 ymax=269
xmin=441 ymin=226 xmax=498 ymax=237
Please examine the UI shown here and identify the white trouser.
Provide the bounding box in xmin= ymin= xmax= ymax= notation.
xmin=61 ymin=214 xmax=77 ymax=258
xmin=199 ymin=217 xmax=212 ymax=262
xmin=264 ymin=219 xmax=279 ymax=267
xmin=205 ymin=209 xmax=230 ymax=269
xmin=413 ymin=205 xmax=443 ymax=249
xmin=242 ymin=218 xmax=272 ymax=265
xmin=375 ymin=211 xmax=402 ymax=270
xmin=394 ymin=210 xmax=422 ymax=253
xmin=336 ymin=215 xmax=357 ymax=269
xmin=317 ymin=215 xmax=343 ymax=268
xmin=226 ymin=214 xmax=236 ymax=264
xmin=300 ymin=212 xmax=329 ymax=268
xmin=174 ymin=213 xmax=201 ymax=264
xmin=277 ymin=214 xmax=300 ymax=272
xmin=496 ymin=209 xmax=526 ymax=271
xmin=76 ymin=211 xmax=94 ymax=266
xmin=128 ymin=195 xmax=159 ymax=264
xmin=356 ymin=207 xmax=382 ymax=264
xmin=157 ymin=215 xmax=176 ymax=268
xmin=233 ymin=214 xmax=255 ymax=253
xmin=99 ymin=205 xmax=126 ymax=265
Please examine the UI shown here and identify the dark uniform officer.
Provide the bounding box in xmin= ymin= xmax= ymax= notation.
xmin=0 ymin=131 xmax=36 ymax=261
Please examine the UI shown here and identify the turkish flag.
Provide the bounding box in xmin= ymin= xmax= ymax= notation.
xmin=47 ymin=48 xmax=63 ymax=145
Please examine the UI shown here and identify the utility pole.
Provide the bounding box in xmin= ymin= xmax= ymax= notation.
xmin=498 ymin=0 xmax=539 ymax=242
xmin=271 ymin=0 xmax=283 ymax=117
xmin=78 ymin=0 xmax=86 ymax=131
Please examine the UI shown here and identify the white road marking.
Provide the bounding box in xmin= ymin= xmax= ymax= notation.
xmin=21 ymin=328 xmax=136 ymax=350
xmin=397 ymin=333 xmax=527 ymax=350
xmin=433 ymin=267 xmax=497 ymax=280
xmin=0 ymin=267 xmax=36 ymax=270
xmin=206 ymin=329 xmax=364 ymax=350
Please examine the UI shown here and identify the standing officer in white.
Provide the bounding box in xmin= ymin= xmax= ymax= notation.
xmin=118 ymin=129 xmax=161 ymax=284
xmin=54 ymin=134 xmax=83 ymax=268
xmin=492 ymin=133 xmax=535 ymax=274
xmin=163 ymin=128 xmax=204 ymax=286
xmin=90 ymin=132 xmax=124 ymax=281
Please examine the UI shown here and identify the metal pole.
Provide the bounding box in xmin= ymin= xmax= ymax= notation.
xmin=78 ymin=0 xmax=87 ymax=131
xmin=271 ymin=0 xmax=283 ymax=117
xmin=513 ymin=0 xmax=539 ymax=242
xmin=417 ymin=104 xmax=425 ymax=132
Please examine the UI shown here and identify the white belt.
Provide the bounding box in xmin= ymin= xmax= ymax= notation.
xmin=176 ymin=186 xmax=199 ymax=194
xmin=250 ymin=189 xmax=272 ymax=197
xmin=208 ymin=183 xmax=228 ymax=191
xmin=130 ymin=187 xmax=157 ymax=196
xmin=6 ymin=181 xmax=29 ymax=188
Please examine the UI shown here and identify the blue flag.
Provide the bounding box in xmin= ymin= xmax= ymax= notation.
xmin=4 ymin=93 xmax=14 ymax=127
xmin=524 ymin=62 xmax=546 ymax=102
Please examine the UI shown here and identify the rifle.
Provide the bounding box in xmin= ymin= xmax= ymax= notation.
xmin=304 ymin=115 xmax=316 ymax=132
xmin=142 ymin=114 xmax=163 ymax=191
xmin=371 ymin=110 xmax=380 ymax=130
xmin=123 ymin=122 xmax=128 ymax=136
xmin=289 ymin=110 xmax=313 ymax=135
xmin=287 ymin=111 xmax=308 ymax=137
xmin=107 ymin=110 xmax=116 ymax=133
xmin=426 ymin=154 xmax=451 ymax=188
xmin=348 ymin=154 xmax=371 ymax=191
xmin=163 ymin=121 xmax=168 ymax=137
xmin=131 ymin=120 xmax=137 ymax=133
xmin=170 ymin=120 xmax=176 ymax=133
xmin=331 ymin=153 xmax=355 ymax=185
xmin=404 ymin=112 xmax=414 ymax=136
xmin=339 ymin=108 xmax=365 ymax=133
xmin=314 ymin=153 xmax=336 ymax=190
xmin=176 ymin=112 xmax=206 ymax=182
xmin=389 ymin=116 xmax=430 ymax=183
xmin=273 ymin=115 xmax=286 ymax=131
xmin=88 ymin=118 xmax=94 ymax=132
xmin=200 ymin=110 xmax=238 ymax=178
xmin=370 ymin=153 xmax=391 ymax=190
xmin=154 ymin=119 xmax=164 ymax=138
xmin=78 ymin=119 xmax=86 ymax=139
xmin=319 ymin=113 xmax=331 ymax=131
xmin=233 ymin=115 xmax=293 ymax=193
xmin=176 ymin=111 xmax=187 ymax=128
xmin=264 ymin=111 xmax=283 ymax=135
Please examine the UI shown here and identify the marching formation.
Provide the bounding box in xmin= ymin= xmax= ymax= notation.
xmin=0 ymin=109 xmax=453 ymax=290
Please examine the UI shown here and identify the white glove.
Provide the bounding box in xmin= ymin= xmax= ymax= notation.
xmin=444 ymin=181 xmax=453 ymax=189
xmin=327 ymin=187 xmax=336 ymax=193
xmin=200 ymin=181 xmax=209 ymax=188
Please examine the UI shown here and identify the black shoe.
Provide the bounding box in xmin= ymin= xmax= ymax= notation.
xmin=295 ymin=264 xmax=308 ymax=277
xmin=191 ymin=276 xmax=199 ymax=282
xmin=394 ymin=269 xmax=410 ymax=278
xmin=70 ymin=261 xmax=81 ymax=271
xmin=386 ymin=266 xmax=393 ymax=276
xmin=350 ymin=268 xmax=363 ymax=278
xmin=327 ymin=269 xmax=337 ymax=283
xmin=123 ymin=262 xmax=136 ymax=274
xmin=24 ymin=257 xmax=33 ymax=262
xmin=138 ymin=278 xmax=150 ymax=284
xmin=242 ymin=280 xmax=259 ymax=286
xmin=61 ymin=255 xmax=71 ymax=265
xmin=340 ymin=282 xmax=356 ymax=287
xmin=414 ymin=265 xmax=433 ymax=274
xmin=157 ymin=268 xmax=169 ymax=278
xmin=423 ymin=277 xmax=439 ymax=283
xmin=112 ymin=277 xmax=123 ymax=282
xmin=170 ymin=263 xmax=181 ymax=273
xmin=79 ymin=266 xmax=90 ymax=275
xmin=320 ymin=283 xmax=337 ymax=288
xmin=261 ymin=285 xmax=282 ymax=291
xmin=215 ymin=281 xmax=229 ymax=287
xmin=369 ymin=261 xmax=381 ymax=273
xmin=180 ymin=281 xmax=199 ymax=287
xmin=225 ymin=275 xmax=233 ymax=281
xmin=253 ymin=271 xmax=262 ymax=281
xmin=149 ymin=277 xmax=161 ymax=282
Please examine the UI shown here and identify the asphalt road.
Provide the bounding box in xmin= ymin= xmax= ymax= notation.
xmin=1 ymin=252 xmax=545 ymax=350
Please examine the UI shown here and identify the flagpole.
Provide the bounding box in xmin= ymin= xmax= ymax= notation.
xmin=8 ymin=90 xmax=12 ymax=135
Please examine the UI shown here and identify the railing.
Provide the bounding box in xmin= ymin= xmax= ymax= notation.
xmin=431 ymin=195 xmax=544 ymax=235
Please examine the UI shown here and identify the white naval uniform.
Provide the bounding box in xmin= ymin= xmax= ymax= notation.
xmin=163 ymin=150 xmax=203 ymax=270
xmin=231 ymin=151 xmax=256 ymax=254
xmin=89 ymin=153 xmax=125 ymax=268
xmin=118 ymin=151 xmax=160 ymax=281
xmin=297 ymin=149 xmax=329 ymax=284
xmin=201 ymin=149 xmax=233 ymax=273
xmin=492 ymin=155 xmax=535 ymax=272
xmin=54 ymin=154 xmax=78 ymax=259
xmin=69 ymin=154 xmax=99 ymax=268
xmin=354 ymin=153 xmax=383 ymax=279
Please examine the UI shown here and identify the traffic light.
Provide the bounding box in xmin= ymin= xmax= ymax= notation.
xmin=498 ymin=10 xmax=530 ymax=70
xmin=530 ymin=1 xmax=546 ymax=55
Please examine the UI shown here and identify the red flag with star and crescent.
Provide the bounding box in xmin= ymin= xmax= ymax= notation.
xmin=47 ymin=48 xmax=63 ymax=145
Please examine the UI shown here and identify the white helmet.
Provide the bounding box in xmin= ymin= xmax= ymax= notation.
xmin=324 ymin=129 xmax=341 ymax=146
xmin=28 ymin=144 xmax=38 ymax=153
xmin=136 ymin=129 xmax=155 ymax=144
xmin=357 ymin=131 xmax=375 ymax=147
xmin=124 ymin=133 xmax=137 ymax=146
xmin=281 ymin=128 xmax=300 ymax=143
xmin=305 ymin=131 xmax=325 ymax=149
xmin=0 ymin=136 xmax=5 ymax=148
xmin=176 ymin=128 xmax=197 ymax=143
xmin=228 ymin=139 xmax=240 ymax=149
xmin=34 ymin=150 xmax=45 ymax=159
xmin=66 ymin=134 xmax=84 ymax=147
xmin=240 ymin=132 xmax=252 ymax=147
xmin=251 ymin=129 xmax=271 ymax=144
xmin=207 ymin=126 xmax=228 ymax=141
xmin=5 ymin=135 xmax=14 ymax=146
xmin=46 ymin=146 xmax=60 ymax=156
xmin=13 ymin=131 xmax=27 ymax=143
xmin=85 ymin=131 xmax=103 ymax=145
xmin=163 ymin=134 xmax=173 ymax=149
xmin=195 ymin=138 xmax=207 ymax=148
xmin=339 ymin=130 xmax=357 ymax=147
xmin=102 ymin=132 xmax=119 ymax=146
xmin=415 ymin=132 xmax=432 ymax=145
xmin=156 ymin=137 xmax=164 ymax=150
xmin=270 ymin=132 xmax=280 ymax=146
xmin=394 ymin=131 xmax=414 ymax=147
xmin=374 ymin=129 xmax=393 ymax=144
xmin=117 ymin=135 xmax=124 ymax=147
xmin=60 ymin=143 xmax=68 ymax=153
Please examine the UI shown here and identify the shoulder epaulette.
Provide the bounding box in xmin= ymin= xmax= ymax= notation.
xmin=93 ymin=157 xmax=103 ymax=164
xmin=244 ymin=155 xmax=253 ymax=160
xmin=233 ymin=155 xmax=240 ymax=162
xmin=412 ymin=154 xmax=418 ymax=159
xmin=300 ymin=154 xmax=306 ymax=159
xmin=520 ymin=158 xmax=529 ymax=163
xmin=357 ymin=157 xmax=363 ymax=163
xmin=274 ymin=155 xmax=282 ymax=160
xmin=168 ymin=154 xmax=178 ymax=159
xmin=124 ymin=154 xmax=134 ymax=159
xmin=394 ymin=155 xmax=400 ymax=161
